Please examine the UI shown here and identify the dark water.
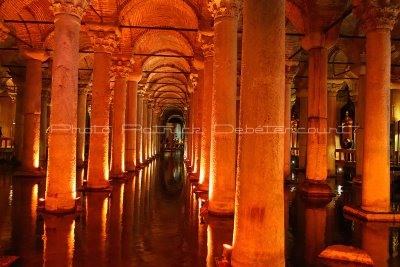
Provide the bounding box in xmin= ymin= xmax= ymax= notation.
xmin=1 ymin=152 xmax=400 ymax=266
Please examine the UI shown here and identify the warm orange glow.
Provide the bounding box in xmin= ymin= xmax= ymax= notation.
xmin=31 ymin=184 xmax=38 ymax=218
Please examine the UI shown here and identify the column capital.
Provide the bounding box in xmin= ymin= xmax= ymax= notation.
xmin=327 ymin=83 xmax=343 ymax=97
xmin=285 ymin=61 xmax=299 ymax=83
xmin=0 ymin=19 xmax=10 ymax=42
xmin=198 ymin=31 xmax=214 ymax=58
xmin=127 ymin=64 xmax=142 ymax=82
xmin=49 ymin=0 xmax=90 ymax=20
xmin=78 ymin=85 xmax=89 ymax=95
xmin=353 ymin=1 xmax=400 ymax=33
xmin=20 ymin=48 xmax=49 ymax=62
xmin=87 ymin=24 xmax=120 ymax=54
xmin=111 ymin=58 xmax=131 ymax=78
xmin=208 ymin=0 xmax=241 ymax=19
xmin=188 ymin=73 xmax=198 ymax=93
xmin=301 ymin=30 xmax=338 ymax=51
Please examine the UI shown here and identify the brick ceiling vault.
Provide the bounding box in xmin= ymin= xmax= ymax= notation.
xmin=1 ymin=0 xmax=400 ymax=115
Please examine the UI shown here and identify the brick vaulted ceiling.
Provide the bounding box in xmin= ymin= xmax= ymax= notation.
xmin=1 ymin=0 xmax=400 ymax=114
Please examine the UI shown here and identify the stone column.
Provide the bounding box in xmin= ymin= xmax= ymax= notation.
xmin=39 ymin=88 xmax=51 ymax=167
xmin=86 ymin=25 xmax=119 ymax=190
xmin=136 ymin=91 xmax=144 ymax=165
xmin=17 ymin=49 xmax=48 ymax=176
xmin=147 ymin=102 xmax=153 ymax=159
xmin=284 ymin=62 xmax=298 ymax=179
xmin=125 ymin=68 xmax=141 ymax=171
xmin=193 ymin=71 xmax=204 ymax=176
xmin=231 ymin=0 xmax=285 ymax=265
xmin=45 ymin=0 xmax=89 ymax=212
xmin=301 ymin=30 xmax=336 ymax=200
xmin=208 ymin=0 xmax=239 ymax=215
xmin=355 ymin=2 xmax=399 ymax=212
xmin=110 ymin=59 xmax=130 ymax=178
xmin=198 ymin=32 xmax=214 ymax=191
xmin=297 ymin=86 xmax=308 ymax=170
xmin=142 ymin=98 xmax=148 ymax=162
xmin=76 ymin=85 xmax=88 ymax=167
xmin=327 ymin=83 xmax=341 ymax=177
xmin=185 ymin=105 xmax=193 ymax=164
xmin=152 ymin=109 xmax=160 ymax=156
xmin=391 ymin=87 xmax=400 ymax=164
xmin=355 ymin=69 xmax=365 ymax=181
xmin=190 ymin=88 xmax=197 ymax=170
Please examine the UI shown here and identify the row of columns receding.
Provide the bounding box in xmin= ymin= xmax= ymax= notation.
xmin=5 ymin=0 xmax=400 ymax=266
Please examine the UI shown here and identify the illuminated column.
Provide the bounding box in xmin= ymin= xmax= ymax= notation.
xmin=199 ymin=32 xmax=214 ymax=190
xmin=193 ymin=70 xmax=204 ymax=175
xmin=208 ymin=0 xmax=239 ymax=215
xmin=301 ymin=29 xmax=337 ymax=199
xmin=185 ymin=104 xmax=193 ymax=164
xmin=136 ymin=92 xmax=144 ymax=165
xmin=190 ymin=86 xmax=198 ymax=170
xmin=284 ymin=62 xmax=298 ymax=179
xmin=142 ymin=98 xmax=148 ymax=162
xmin=231 ymin=0 xmax=285 ymax=265
xmin=327 ymin=83 xmax=340 ymax=177
xmin=297 ymin=86 xmax=308 ymax=169
xmin=125 ymin=67 xmax=141 ymax=171
xmin=356 ymin=3 xmax=399 ymax=212
xmin=152 ymin=109 xmax=160 ymax=155
xmin=147 ymin=102 xmax=153 ymax=158
xmin=76 ymin=85 xmax=88 ymax=167
xmin=45 ymin=0 xmax=89 ymax=212
xmin=39 ymin=88 xmax=50 ymax=167
xmin=18 ymin=49 xmax=48 ymax=175
xmin=86 ymin=25 xmax=119 ymax=190
xmin=110 ymin=59 xmax=130 ymax=178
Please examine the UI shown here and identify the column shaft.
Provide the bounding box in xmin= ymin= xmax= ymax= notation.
xmin=87 ymin=52 xmax=112 ymax=189
xmin=231 ymin=0 xmax=285 ymax=265
xmin=284 ymin=79 xmax=292 ymax=179
xmin=136 ymin=94 xmax=143 ymax=164
xmin=142 ymin=100 xmax=148 ymax=161
xmin=327 ymin=91 xmax=337 ymax=176
xmin=193 ymin=71 xmax=204 ymax=175
xmin=209 ymin=9 xmax=238 ymax=215
xmin=125 ymin=80 xmax=138 ymax=170
xmin=76 ymin=88 xmax=88 ymax=166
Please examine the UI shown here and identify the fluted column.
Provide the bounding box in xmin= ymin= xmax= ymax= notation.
xmin=231 ymin=0 xmax=285 ymax=265
xmin=125 ymin=68 xmax=141 ymax=171
xmin=86 ymin=25 xmax=119 ymax=190
xmin=136 ymin=91 xmax=144 ymax=165
xmin=199 ymin=32 xmax=214 ymax=191
xmin=110 ymin=59 xmax=130 ymax=178
xmin=45 ymin=0 xmax=89 ymax=212
xmin=76 ymin=85 xmax=89 ymax=167
xmin=355 ymin=2 xmax=399 ymax=212
xmin=284 ymin=62 xmax=298 ymax=179
xmin=208 ymin=0 xmax=239 ymax=215
xmin=17 ymin=49 xmax=48 ymax=176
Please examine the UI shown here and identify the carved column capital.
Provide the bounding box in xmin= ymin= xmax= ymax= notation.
xmin=49 ymin=0 xmax=90 ymax=19
xmin=198 ymin=32 xmax=214 ymax=58
xmin=208 ymin=0 xmax=241 ymax=19
xmin=111 ymin=59 xmax=131 ymax=78
xmin=20 ymin=48 xmax=49 ymax=62
xmin=354 ymin=1 xmax=400 ymax=33
xmin=87 ymin=24 xmax=120 ymax=54
xmin=188 ymin=73 xmax=198 ymax=93
xmin=78 ymin=85 xmax=89 ymax=95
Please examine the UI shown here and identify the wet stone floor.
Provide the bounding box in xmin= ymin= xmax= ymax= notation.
xmin=0 ymin=152 xmax=400 ymax=266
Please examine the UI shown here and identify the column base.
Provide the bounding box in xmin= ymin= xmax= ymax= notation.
xmin=109 ymin=172 xmax=127 ymax=180
xmin=188 ymin=172 xmax=199 ymax=181
xmin=76 ymin=160 xmax=87 ymax=168
xmin=198 ymin=183 xmax=209 ymax=192
xmin=208 ymin=203 xmax=234 ymax=217
xmin=352 ymin=176 xmax=362 ymax=185
xmin=343 ymin=205 xmax=400 ymax=222
xmin=13 ymin=169 xmax=45 ymax=178
xmin=300 ymin=180 xmax=334 ymax=205
xmin=39 ymin=198 xmax=82 ymax=214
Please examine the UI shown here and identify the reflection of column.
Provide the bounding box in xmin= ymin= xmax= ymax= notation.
xmin=208 ymin=0 xmax=239 ymax=215
xmin=125 ymin=68 xmax=141 ymax=171
xmin=198 ymin=33 xmax=214 ymax=191
xmin=110 ymin=59 xmax=130 ymax=178
xmin=76 ymin=86 xmax=88 ymax=167
xmin=19 ymin=49 xmax=48 ymax=175
xmin=45 ymin=0 xmax=89 ymax=212
xmin=354 ymin=2 xmax=399 ymax=212
xmin=43 ymin=215 xmax=75 ymax=267
xmin=232 ymin=1 xmax=285 ymax=265
xmin=136 ymin=92 xmax=144 ymax=165
xmin=207 ymin=217 xmax=234 ymax=266
xmin=108 ymin=181 xmax=124 ymax=266
xmin=86 ymin=25 xmax=118 ymax=189
xmin=39 ymin=88 xmax=50 ymax=167
xmin=284 ymin=62 xmax=298 ymax=179
xmin=327 ymin=84 xmax=340 ymax=177
xmin=85 ymin=193 xmax=108 ymax=266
